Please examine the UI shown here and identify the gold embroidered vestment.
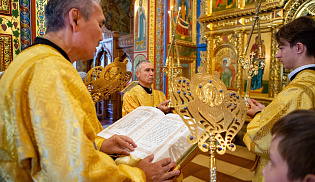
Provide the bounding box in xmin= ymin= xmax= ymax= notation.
xmin=0 ymin=44 xmax=145 ymax=181
xmin=244 ymin=69 xmax=315 ymax=182
xmin=122 ymin=85 xmax=166 ymax=116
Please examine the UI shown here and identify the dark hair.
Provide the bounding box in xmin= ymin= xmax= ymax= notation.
xmin=275 ymin=16 xmax=315 ymax=57
xmin=271 ymin=109 xmax=315 ymax=181
xmin=135 ymin=60 xmax=152 ymax=72
xmin=45 ymin=0 xmax=99 ymax=33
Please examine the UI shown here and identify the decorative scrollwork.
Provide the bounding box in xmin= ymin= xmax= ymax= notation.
xmin=170 ymin=71 xmax=246 ymax=154
xmin=84 ymin=57 xmax=132 ymax=102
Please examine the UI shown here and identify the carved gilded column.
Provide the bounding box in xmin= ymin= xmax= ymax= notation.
xmin=200 ymin=51 xmax=207 ymax=71
xmin=269 ymin=25 xmax=282 ymax=97
xmin=206 ymin=35 xmax=213 ymax=73
xmin=236 ymin=30 xmax=244 ymax=94
xmin=149 ymin=0 xmax=155 ymax=63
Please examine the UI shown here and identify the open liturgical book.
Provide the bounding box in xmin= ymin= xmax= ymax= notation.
xmin=97 ymin=106 xmax=197 ymax=166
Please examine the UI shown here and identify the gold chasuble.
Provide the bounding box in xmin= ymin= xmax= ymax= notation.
xmin=244 ymin=69 xmax=315 ymax=182
xmin=122 ymin=85 xmax=166 ymax=116
xmin=0 ymin=45 xmax=145 ymax=181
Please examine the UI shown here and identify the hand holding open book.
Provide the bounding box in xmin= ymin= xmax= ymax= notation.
xmin=97 ymin=106 xmax=195 ymax=166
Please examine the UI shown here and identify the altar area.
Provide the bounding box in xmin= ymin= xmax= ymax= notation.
xmin=1 ymin=0 xmax=314 ymax=119
xmin=1 ymin=0 xmax=315 ymax=181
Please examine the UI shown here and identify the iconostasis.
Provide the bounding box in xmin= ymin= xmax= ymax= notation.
xmin=199 ymin=0 xmax=315 ymax=105
xmin=1 ymin=0 xmax=315 ymax=103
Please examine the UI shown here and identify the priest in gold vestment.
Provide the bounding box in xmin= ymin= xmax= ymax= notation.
xmin=244 ymin=16 xmax=315 ymax=182
xmin=0 ymin=0 xmax=180 ymax=181
xmin=122 ymin=60 xmax=173 ymax=116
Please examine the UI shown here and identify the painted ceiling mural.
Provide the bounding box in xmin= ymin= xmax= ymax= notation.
xmin=100 ymin=0 xmax=133 ymax=35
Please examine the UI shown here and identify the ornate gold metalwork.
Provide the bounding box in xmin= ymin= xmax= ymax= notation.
xmin=239 ymin=0 xmax=266 ymax=103
xmin=236 ymin=30 xmax=244 ymax=92
xmin=284 ymin=0 xmax=307 ymax=23
xmin=170 ymin=67 xmax=246 ymax=182
xmin=201 ymin=0 xmax=289 ymax=104
xmin=0 ymin=34 xmax=13 ymax=71
xmin=149 ymin=0 xmax=155 ymax=62
xmin=199 ymin=0 xmax=284 ymax=24
xmin=294 ymin=0 xmax=315 ymax=17
xmin=269 ymin=26 xmax=282 ymax=97
xmin=206 ymin=35 xmax=213 ymax=73
xmin=163 ymin=6 xmax=182 ymax=106
xmin=0 ymin=0 xmax=11 ymax=15
xmin=84 ymin=57 xmax=132 ymax=102
xmin=199 ymin=0 xmax=207 ymax=44
xmin=200 ymin=51 xmax=207 ymax=72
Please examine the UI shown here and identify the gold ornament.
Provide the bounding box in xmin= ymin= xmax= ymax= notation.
xmin=170 ymin=67 xmax=246 ymax=182
xmin=84 ymin=57 xmax=132 ymax=102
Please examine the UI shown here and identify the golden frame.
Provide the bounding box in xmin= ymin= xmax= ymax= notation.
xmin=241 ymin=29 xmax=272 ymax=98
xmin=213 ymin=44 xmax=238 ymax=91
xmin=180 ymin=57 xmax=196 ymax=80
xmin=0 ymin=0 xmax=11 ymax=15
xmin=168 ymin=0 xmax=197 ymax=46
xmin=0 ymin=34 xmax=13 ymax=71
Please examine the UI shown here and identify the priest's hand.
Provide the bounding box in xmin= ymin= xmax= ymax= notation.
xmin=158 ymin=100 xmax=174 ymax=114
xmin=247 ymin=99 xmax=265 ymax=118
xmin=138 ymin=154 xmax=180 ymax=182
xmin=100 ymin=134 xmax=137 ymax=155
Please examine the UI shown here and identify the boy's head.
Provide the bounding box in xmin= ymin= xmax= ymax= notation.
xmin=275 ymin=16 xmax=315 ymax=58
xmin=263 ymin=109 xmax=315 ymax=182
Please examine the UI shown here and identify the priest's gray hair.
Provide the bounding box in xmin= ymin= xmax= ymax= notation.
xmin=45 ymin=0 xmax=100 ymax=33
xmin=135 ymin=60 xmax=152 ymax=72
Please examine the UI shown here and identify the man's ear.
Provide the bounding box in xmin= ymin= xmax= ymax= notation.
xmin=135 ymin=71 xmax=140 ymax=78
xmin=68 ymin=8 xmax=81 ymax=32
xmin=303 ymin=174 xmax=315 ymax=182
xmin=296 ymin=42 xmax=306 ymax=55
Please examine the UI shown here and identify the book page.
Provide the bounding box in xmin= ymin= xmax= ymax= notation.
xmin=131 ymin=114 xmax=192 ymax=163
xmin=97 ymin=106 xmax=165 ymax=141
xmin=97 ymin=107 xmax=194 ymax=163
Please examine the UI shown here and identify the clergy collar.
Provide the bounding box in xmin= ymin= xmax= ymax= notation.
xmin=28 ymin=37 xmax=71 ymax=62
xmin=289 ymin=64 xmax=315 ymax=81
xmin=138 ymin=83 xmax=152 ymax=94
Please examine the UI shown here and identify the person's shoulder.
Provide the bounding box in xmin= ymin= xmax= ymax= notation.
xmin=18 ymin=44 xmax=66 ymax=63
xmin=153 ymin=89 xmax=165 ymax=96
xmin=124 ymin=85 xmax=141 ymax=95
xmin=298 ymin=69 xmax=315 ymax=76
xmin=292 ymin=70 xmax=315 ymax=83
xmin=280 ymin=72 xmax=315 ymax=96
xmin=130 ymin=85 xmax=143 ymax=92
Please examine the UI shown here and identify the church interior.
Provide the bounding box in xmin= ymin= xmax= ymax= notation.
xmin=1 ymin=0 xmax=314 ymax=181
